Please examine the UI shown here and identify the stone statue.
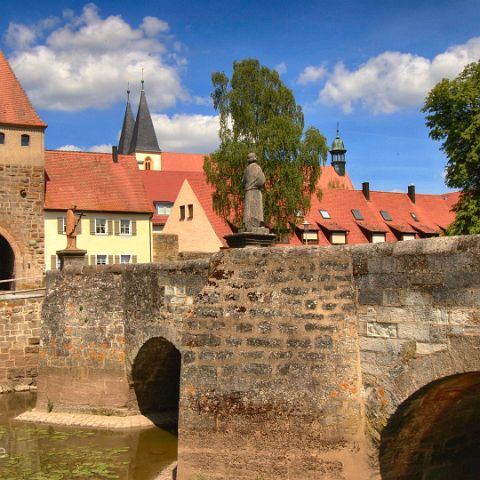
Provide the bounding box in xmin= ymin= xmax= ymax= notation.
xmin=66 ymin=205 xmax=83 ymax=250
xmin=243 ymin=153 xmax=266 ymax=231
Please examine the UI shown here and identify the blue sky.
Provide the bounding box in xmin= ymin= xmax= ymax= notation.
xmin=1 ymin=0 xmax=479 ymax=193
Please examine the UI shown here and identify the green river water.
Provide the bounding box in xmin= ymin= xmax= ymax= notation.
xmin=0 ymin=392 xmax=177 ymax=480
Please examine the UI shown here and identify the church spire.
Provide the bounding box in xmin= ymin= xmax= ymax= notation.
xmin=118 ymin=86 xmax=135 ymax=154
xmin=129 ymin=79 xmax=160 ymax=154
xmin=329 ymin=124 xmax=347 ymax=177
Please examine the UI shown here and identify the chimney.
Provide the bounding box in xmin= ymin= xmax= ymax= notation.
xmin=112 ymin=146 xmax=118 ymax=163
xmin=408 ymin=184 xmax=415 ymax=203
xmin=362 ymin=182 xmax=370 ymax=200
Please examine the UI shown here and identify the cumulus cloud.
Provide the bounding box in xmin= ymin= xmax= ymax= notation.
xmin=297 ymin=65 xmax=326 ymax=85
xmin=318 ymin=37 xmax=480 ymax=114
xmin=152 ymin=114 xmax=219 ymax=153
xmin=6 ymin=4 xmax=187 ymax=111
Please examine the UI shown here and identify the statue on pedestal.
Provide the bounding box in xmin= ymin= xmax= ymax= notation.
xmin=66 ymin=205 xmax=84 ymax=250
xmin=243 ymin=153 xmax=267 ymax=232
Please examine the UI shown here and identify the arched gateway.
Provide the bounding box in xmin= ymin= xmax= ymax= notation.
xmin=0 ymin=234 xmax=15 ymax=290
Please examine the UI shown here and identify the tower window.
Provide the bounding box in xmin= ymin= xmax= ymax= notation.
xmin=0 ymin=133 xmax=4 ymax=145
xmin=21 ymin=134 xmax=30 ymax=147
xmin=144 ymin=157 xmax=152 ymax=170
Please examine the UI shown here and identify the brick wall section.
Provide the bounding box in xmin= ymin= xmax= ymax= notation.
xmin=0 ymin=296 xmax=42 ymax=392
xmin=0 ymin=164 xmax=44 ymax=289
xmin=178 ymin=246 xmax=368 ymax=480
xmin=152 ymin=233 xmax=179 ymax=262
xmin=352 ymin=235 xmax=480 ymax=473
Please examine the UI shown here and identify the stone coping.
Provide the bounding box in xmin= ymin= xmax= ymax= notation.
xmin=15 ymin=409 xmax=158 ymax=430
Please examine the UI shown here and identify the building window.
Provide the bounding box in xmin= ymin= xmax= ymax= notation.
xmin=96 ymin=254 xmax=107 ymax=265
xmin=95 ymin=218 xmax=107 ymax=235
xmin=0 ymin=132 xmax=4 ymax=145
xmin=120 ymin=254 xmax=131 ymax=264
xmin=319 ymin=210 xmax=331 ymax=219
xmin=331 ymin=232 xmax=347 ymax=244
xmin=21 ymin=134 xmax=30 ymax=147
xmin=371 ymin=233 xmax=386 ymax=243
xmin=380 ymin=210 xmax=393 ymax=221
xmin=401 ymin=234 xmax=416 ymax=241
xmin=180 ymin=205 xmax=185 ymax=220
xmin=302 ymin=231 xmax=318 ymax=245
xmin=120 ymin=219 xmax=131 ymax=235
xmin=351 ymin=209 xmax=364 ymax=220
xmin=188 ymin=204 xmax=193 ymax=220
xmin=153 ymin=224 xmax=164 ymax=233
xmin=155 ymin=202 xmax=173 ymax=215
xmin=144 ymin=157 xmax=152 ymax=170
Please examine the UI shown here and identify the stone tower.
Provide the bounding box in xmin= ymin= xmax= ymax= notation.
xmin=0 ymin=50 xmax=47 ymax=290
xmin=330 ymin=126 xmax=347 ymax=177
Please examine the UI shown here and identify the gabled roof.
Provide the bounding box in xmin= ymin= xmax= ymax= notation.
xmin=317 ymin=166 xmax=354 ymax=190
xmin=141 ymin=170 xmax=206 ymax=224
xmin=0 ymin=50 xmax=46 ymax=129
xmin=416 ymin=192 xmax=459 ymax=230
xmin=129 ymin=85 xmax=160 ymax=153
xmin=45 ymin=150 xmax=153 ymax=213
xmin=118 ymin=96 xmax=135 ymax=154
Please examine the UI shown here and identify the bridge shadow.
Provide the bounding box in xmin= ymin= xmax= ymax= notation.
xmin=380 ymin=372 xmax=480 ymax=480
xmin=132 ymin=337 xmax=181 ymax=436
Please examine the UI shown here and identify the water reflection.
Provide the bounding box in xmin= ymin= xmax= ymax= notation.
xmin=0 ymin=392 xmax=177 ymax=479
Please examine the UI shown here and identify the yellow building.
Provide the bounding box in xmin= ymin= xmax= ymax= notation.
xmin=44 ymin=149 xmax=153 ymax=270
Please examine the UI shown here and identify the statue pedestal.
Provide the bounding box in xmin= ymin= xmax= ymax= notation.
xmin=224 ymin=230 xmax=276 ymax=248
xmin=56 ymin=249 xmax=87 ymax=270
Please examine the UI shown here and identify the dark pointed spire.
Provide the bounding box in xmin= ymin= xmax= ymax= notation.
xmin=118 ymin=86 xmax=135 ymax=154
xmin=129 ymin=79 xmax=160 ymax=154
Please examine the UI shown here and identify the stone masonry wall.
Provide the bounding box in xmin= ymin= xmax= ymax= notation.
xmin=0 ymin=295 xmax=42 ymax=392
xmin=0 ymin=164 xmax=44 ymax=289
xmin=178 ymin=246 xmax=368 ymax=480
xmin=352 ymin=235 xmax=480 ymax=475
xmin=152 ymin=233 xmax=179 ymax=263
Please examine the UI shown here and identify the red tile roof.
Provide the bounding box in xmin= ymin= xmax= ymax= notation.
xmin=0 ymin=50 xmax=46 ymax=128
xmin=318 ymin=166 xmax=354 ymax=190
xmin=161 ymin=152 xmax=205 ymax=172
xmin=44 ymin=150 xmax=153 ymax=213
xmin=416 ymin=192 xmax=458 ymax=230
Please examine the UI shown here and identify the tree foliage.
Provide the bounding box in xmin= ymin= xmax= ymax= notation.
xmin=204 ymin=59 xmax=328 ymax=233
xmin=422 ymin=61 xmax=480 ymax=235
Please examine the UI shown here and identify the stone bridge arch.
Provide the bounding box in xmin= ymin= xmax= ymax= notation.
xmin=379 ymin=371 xmax=480 ymax=479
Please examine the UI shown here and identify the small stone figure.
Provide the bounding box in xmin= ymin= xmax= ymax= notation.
xmin=65 ymin=205 xmax=83 ymax=250
xmin=243 ymin=153 xmax=266 ymax=231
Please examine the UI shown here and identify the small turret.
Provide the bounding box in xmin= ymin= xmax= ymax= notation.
xmin=330 ymin=125 xmax=347 ymax=177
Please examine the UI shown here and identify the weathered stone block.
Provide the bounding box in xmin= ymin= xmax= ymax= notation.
xmin=366 ymin=322 xmax=398 ymax=338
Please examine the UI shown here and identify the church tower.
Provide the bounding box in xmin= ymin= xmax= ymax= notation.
xmin=117 ymin=87 xmax=135 ymax=154
xmin=330 ymin=126 xmax=347 ymax=177
xmin=0 ymin=50 xmax=47 ymax=290
xmin=129 ymin=80 xmax=161 ymax=170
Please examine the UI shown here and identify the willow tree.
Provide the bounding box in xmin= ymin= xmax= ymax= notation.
xmin=423 ymin=61 xmax=480 ymax=235
xmin=204 ymin=59 xmax=327 ymax=234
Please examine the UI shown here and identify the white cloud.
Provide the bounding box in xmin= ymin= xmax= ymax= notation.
xmin=57 ymin=143 xmax=112 ymax=153
xmin=318 ymin=37 xmax=480 ymax=114
xmin=141 ymin=16 xmax=169 ymax=36
xmin=4 ymin=16 xmax=59 ymax=50
xmin=275 ymin=62 xmax=287 ymax=75
xmin=297 ymin=65 xmax=326 ymax=85
xmin=6 ymin=4 xmax=187 ymax=111
xmin=152 ymin=114 xmax=219 ymax=153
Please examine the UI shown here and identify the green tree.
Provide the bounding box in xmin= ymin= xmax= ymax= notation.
xmin=422 ymin=61 xmax=480 ymax=235
xmin=204 ymin=59 xmax=327 ymax=234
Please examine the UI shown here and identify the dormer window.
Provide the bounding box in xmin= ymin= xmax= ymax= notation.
xmin=0 ymin=133 xmax=4 ymax=145
xmin=21 ymin=134 xmax=30 ymax=147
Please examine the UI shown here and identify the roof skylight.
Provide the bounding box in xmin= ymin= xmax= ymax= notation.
xmin=319 ymin=210 xmax=331 ymax=219
xmin=380 ymin=210 xmax=392 ymax=221
xmin=351 ymin=209 xmax=364 ymax=220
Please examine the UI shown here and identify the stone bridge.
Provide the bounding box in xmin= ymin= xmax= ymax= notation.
xmin=37 ymin=235 xmax=480 ymax=480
